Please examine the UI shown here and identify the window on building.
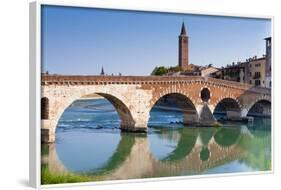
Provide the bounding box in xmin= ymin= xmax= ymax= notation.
xmin=255 ymin=80 xmax=261 ymax=86
xmin=254 ymin=72 xmax=261 ymax=79
xmin=249 ymin=72 xmax=252 ymax=77
xmin=255 ymin=63 xmax=261 ymax=67
xmin=270 ymin=81 xmax=271 ymax=87
xmin=249 ymin=80 xmax=252 ymax=84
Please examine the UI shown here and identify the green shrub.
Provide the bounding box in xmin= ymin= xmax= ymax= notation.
xmin=41 ymin=165 xmax=94 ymax=185
xmin=151 ymin=66 xmax=168 ymax=76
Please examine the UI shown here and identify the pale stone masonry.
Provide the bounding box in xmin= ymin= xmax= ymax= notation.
xmin=41 ymin=75 xmax=271 ymax=143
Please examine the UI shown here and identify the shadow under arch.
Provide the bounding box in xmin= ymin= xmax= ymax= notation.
xmin=55 ymin=92 xmax=135 ymax=133
xmin=213 ymin=97 xmax=242 ymax=120
xmin=247 ymin=99 xmax=271 ymax=118
xmin=148 ymin=92 xmax=199 ymax=126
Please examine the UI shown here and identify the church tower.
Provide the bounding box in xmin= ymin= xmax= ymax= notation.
xmin=100 ymin=66 xmax=105 ymax=75
xmin=178 ymin=22 xmax=189 ymax=70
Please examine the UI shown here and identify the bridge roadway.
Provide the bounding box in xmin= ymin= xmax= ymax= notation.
xmin=41 ymin=75 xmax=271 ymax=143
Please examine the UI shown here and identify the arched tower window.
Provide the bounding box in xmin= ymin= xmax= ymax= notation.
xmin=41 ymin=97 xmax=49 ymax=120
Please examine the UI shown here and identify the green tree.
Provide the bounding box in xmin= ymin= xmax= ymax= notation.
xmin=151 ymin=66 xmax=168 ymax=76
xmin=168 ymin=66 xmax=182 ymax=72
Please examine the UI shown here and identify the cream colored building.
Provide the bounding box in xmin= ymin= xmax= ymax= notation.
xmin=247 ymin=57 xmax=266 ymax=87
xmin=200 ymin=66 xmax=219 ymax=77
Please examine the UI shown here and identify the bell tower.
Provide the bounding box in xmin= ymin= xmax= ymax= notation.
xmin=178 ymin=22 xmax=189 ymax=70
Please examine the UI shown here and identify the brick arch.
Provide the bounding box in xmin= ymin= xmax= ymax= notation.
xmin=149 ymin=87 xmax=198 ymax=115
xmin=148 ymin=87 xmax=199 ymax=125
xmin=51 ymin=90 xmax=135 ymax=133
xmin=244 ymin=95 xmax=271 ymax=115
xmin=212 ymin=96 xmax=242 ymax=114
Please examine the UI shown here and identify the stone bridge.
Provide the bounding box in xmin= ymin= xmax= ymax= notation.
xmin=41 ymin=75 xmax=271 ymax=143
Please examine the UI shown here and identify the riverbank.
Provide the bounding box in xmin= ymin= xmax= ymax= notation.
xmin=41 ymin=165 xmax=94 ymax=184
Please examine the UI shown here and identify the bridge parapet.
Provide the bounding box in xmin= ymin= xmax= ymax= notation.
xmin=42 ymin=75 xmax=270 ymax=94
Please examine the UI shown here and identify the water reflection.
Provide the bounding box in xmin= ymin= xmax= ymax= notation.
xmin=42 ymin=121 xmax=271 ymax=181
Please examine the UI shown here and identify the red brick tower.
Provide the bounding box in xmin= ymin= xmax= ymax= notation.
xmin=178 ymin=22 xmax=189 ymax=70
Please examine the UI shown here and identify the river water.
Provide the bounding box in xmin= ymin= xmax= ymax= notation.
xmin=41 ymin=98 xmax=271 ymax=184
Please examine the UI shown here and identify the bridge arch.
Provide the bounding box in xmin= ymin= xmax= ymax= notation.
xmin=151 ymin=87 xmax=197 ymax=104
xmin=246 ymin=97 xmax=271 ymax=117
xmin=48 ymin=91 xmax=135 ymax=138
xmin=95 ymin=93 xmax=136 ymax=129
xmin=148 ymin=92 xmax=199 ymax=125
xmin=213 ymin=97 xmax=242 ymax=120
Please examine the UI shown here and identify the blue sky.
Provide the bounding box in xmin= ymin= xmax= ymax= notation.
xmin=41 ymin=5 xmax=271 ymax=75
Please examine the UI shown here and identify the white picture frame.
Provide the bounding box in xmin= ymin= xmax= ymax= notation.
xmin=29 ymin=1 xmax=274 ymax=189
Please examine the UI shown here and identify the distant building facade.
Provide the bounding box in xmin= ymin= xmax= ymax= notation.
xmin=247 ymin=57 xmax=267 ymax=87
xmin=177 ymin=65 xmax=218 ymax=77
xmin=212 ymin=57 xmax=267 ymax=87
xmin=200 ymin=66 xmax=219 ymax=77
xmin=212 ymin=56 xmax=268 ymax=87
xmin=211 ymin=37 xmax=271 ymax=88
xmin=180 ymin=64 xmax=201 ymax=76
xmin=212 ymin=61 xmax=248 ymax=83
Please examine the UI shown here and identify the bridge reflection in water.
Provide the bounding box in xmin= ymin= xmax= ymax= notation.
xmin=41 ymin=120 xmax=271 ymax=182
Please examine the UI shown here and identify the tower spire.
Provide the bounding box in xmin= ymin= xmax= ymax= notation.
xmin=180 ymin=22 xmax=187 ymax=35
xmin=100 ymin=66 xmax=105 ymax=75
